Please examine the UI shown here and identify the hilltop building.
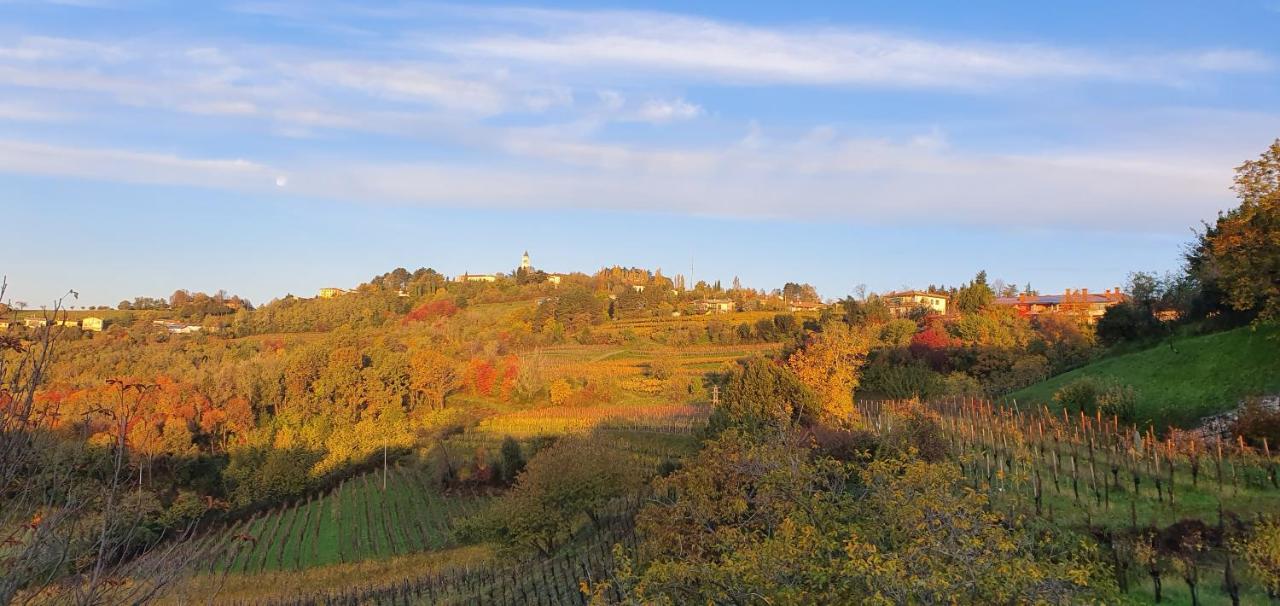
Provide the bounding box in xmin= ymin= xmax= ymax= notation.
xmin=457 ymin=273 xmax=498 ymax=283
xmin=695 ymin=298 xmax=736 ymax=314
xmin=884 ymin=290 xmax=949 ymax=317
xmin=995 ymin=288 xmax=1125 ymax=323
xmin=153 ymin=319 xmax=202 ymax=334
xmin=787 ymin=301 xmax=826 ymax=313
xmin=317 ymin=287 xmax=347 ymax=299
xmin=521 ymin=251 xmax=531 ymax=270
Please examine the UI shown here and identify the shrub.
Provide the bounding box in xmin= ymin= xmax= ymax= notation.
xmin=1053 ymin=377 xmax=1139 ymax=422
xmin=548 ymin=378 xmax=573 ymax=406
xmin=499 ymin=436 xmax=525 ymax=486
xmin=646 ymin=354 xmax=678 ymax=380
xmin=1231 ymin=397 xmax=1280 ymax=449
xmin=881 ymin=402 xmax=949 ymax=462
xmin=862 ymin=364 xmax=944 ymax=401
xmin=941 ymin=372 xmax=983 ymax=398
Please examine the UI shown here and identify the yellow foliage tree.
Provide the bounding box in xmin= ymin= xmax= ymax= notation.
xmin=409 ymin=347 xmax=460 ymax=410
xmin=787 ymin=323 xmax=871 ymax=423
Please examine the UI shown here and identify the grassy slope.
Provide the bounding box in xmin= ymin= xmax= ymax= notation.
xmin=1010 ymin=325 xmax=1280 ymax=428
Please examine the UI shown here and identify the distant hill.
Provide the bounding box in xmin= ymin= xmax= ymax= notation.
xmin=1009 ymin=324 xmax=1280 ymax=428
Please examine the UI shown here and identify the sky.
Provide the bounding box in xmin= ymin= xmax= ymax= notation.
xmin=2 ymin=0 xmax=1279 ymax=307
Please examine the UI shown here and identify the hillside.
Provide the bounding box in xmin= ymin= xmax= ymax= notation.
xmin=1009 ymin=324 xmax=1280 ymax=428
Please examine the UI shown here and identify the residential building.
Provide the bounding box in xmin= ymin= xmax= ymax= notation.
xmin=547 ymin=274 xmax=563 ymax=286
xmin=995 ymin=288 xmax=1125 ymax=323
xmin=55 ymin=319 xmax=79 ymax=328
xmin=786 ymin=301 xmax=826 ymax=313
xmin=23 ymin=318 xmax=48 ymax=328
xmin=884 ymin=290 xmax=949 ymax=317
xmin=317 ymin=287 xmax=347 ymax=299
xmin=457 ymin=273 xmax=498 ymax=283
xmin=695 ymin=298 xmax=735 ymax=314
xmin=153 ymin=319 xmax=202 ymax=334
xmin=81 ymin=317 xmax=107 ymax=332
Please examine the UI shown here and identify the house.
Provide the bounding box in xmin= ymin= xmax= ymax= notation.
xmin=0 ymin=321 xmax=10 ymax=330
xmin=81 ymin=317 xmax=107 ymax=332
xmin=547 ymin=274 xmax=563 ymax=286
xmin=23 ymin=318 xmax=48 ymax=328
xmin=55 ymin=319 xmax=79 ymax=328
xmin=631 ymin=284 xmax=646 ymax=293
xmin=457 ymin=273 xmax=497 ymax=283
xmin=695 ymin=298 xmax=735 ymax=314
xmin=786 ymin=301 xmax=826 ymax=313
xmin=317 ymin=287 xmax=347 ymax=299
xmin=884 ymin=290 xmax=949 ymax=317
xmin=994 ymin=288 xmax=1125 ymax=323
xmin=153 ymin=319 xmax=202 ymax=334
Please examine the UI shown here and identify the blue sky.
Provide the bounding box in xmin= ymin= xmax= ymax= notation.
xmin=2 ymin=1 xmax=1279 ymax=307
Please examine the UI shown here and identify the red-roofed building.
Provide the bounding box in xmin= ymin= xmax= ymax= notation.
xmin=995 ymin=288 xmax=1126 ymax=323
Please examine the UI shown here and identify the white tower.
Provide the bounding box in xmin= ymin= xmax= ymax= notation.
xmin=520 ymin=251 xmax=531 ymax=270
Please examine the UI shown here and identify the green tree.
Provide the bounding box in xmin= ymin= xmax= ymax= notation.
xmin=954 ymin=270 xmax=995 ymax=314
xmin=710 ymin=357 xmax=818 ymax=433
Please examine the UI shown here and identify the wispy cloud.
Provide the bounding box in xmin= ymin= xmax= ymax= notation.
xmin=428 ymin=8 xmax=1270 ymax=89
xmin=0 ymin=139 xmax=281 ymax=190
xmin=0 ymin=3 xmax=1272 ymax=233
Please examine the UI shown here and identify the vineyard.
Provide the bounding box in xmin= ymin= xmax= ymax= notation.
xmin=857 ymin=397 xmax=1280 ymax=603
xmin=183 ymin=464 xmax=485 ymax=578
xmin=226 ymin=495 xmax=644 ymax=606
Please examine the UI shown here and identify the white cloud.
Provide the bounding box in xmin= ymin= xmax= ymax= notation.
xmin=301 ymin=61 xmax=509 ymax=114
xmin=0 ymin=139 xmax=279 ymax=189
xmin=434 ymin=9 xmax=1271 ymax=89
xmin=635 ymin=98 xmax=702 ymax=123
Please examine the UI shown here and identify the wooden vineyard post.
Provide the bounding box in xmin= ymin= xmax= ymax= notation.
xmin=1233 ymin=435 xmax=1244 ymax=496
xmin=1216 ymin=436 xmax=1225 ymax=495
xmin=1266 ymin=438 xmax=1277 ymax=489
xmin=1034 ymin=468 xmax=1043 ymax=515
xmin=1052 ymin=432 xmax=1062 ymax=494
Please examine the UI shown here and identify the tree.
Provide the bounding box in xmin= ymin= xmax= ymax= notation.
xmin=783 ymin=282 xmax=820 ymax=303
xmin=408 ymin=348 xmax=460 ymax=409
xmin=954 ymin=271 xmax=995 ymax=314
xmin=473 ymin=437 xmax=642 ymax=555
xmin=787 ymin=324 xmax=872 ymax=423
xmin=1197 ymin=139 xmax=1280 ymax=322
xmin=842 ymin=295 xmax=892 ymax=327
xmin=710 ymin=357 xmax=818 ymax=433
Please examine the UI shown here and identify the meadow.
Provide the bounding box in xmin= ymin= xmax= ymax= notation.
xmin=1010 ymin=324 xmax=1280 ymax=427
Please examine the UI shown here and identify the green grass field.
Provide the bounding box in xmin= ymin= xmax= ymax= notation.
xmin=1009 ymin=324 xmax=1280 ymax=427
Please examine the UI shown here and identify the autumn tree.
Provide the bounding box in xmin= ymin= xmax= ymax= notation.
xmin=1196 ymin=138 xmax=1280 ymax=322
xmin=842 ymin=294 xmax=892 ymax=327
xmin=408 ymin=347 xmax=460 ymax=409
xmin=787 ymin=323 xmax=872 ymax=423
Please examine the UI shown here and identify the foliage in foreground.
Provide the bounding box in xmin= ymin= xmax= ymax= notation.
xmin=592 ymin=424 xmax=1120 ymax=605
